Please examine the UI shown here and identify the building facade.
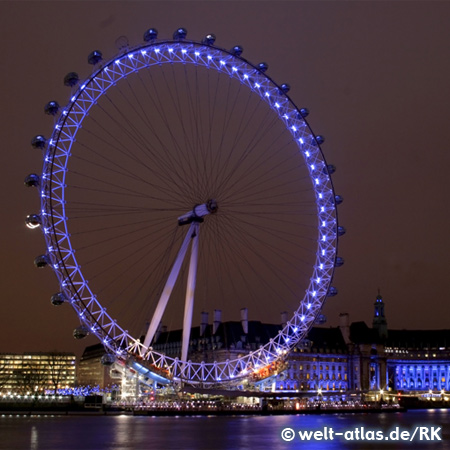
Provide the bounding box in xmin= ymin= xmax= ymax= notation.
xmin=0 ymin=352 xmax=76 ymax=394
xmin=277 ymin=294 xmax=450 ymax=398
xmin=77 ymin=344 xmax=116 ymax=389
xmin=76 ymin=294 xmax=450 ymax=398
xmin=385 ymin=329 xmax=450 ymax=393
xmin=274 ymin=326 xmax=350 ymax=393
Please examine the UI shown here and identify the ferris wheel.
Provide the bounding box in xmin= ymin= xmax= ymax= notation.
xmin=26 ymin=28 xmax=344 ymax=387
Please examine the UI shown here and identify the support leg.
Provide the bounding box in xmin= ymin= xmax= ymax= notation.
xmin=181 ymin=223 xmax=200 ymax=363
xmin=143 ymin=223 xmax=195 ymax=349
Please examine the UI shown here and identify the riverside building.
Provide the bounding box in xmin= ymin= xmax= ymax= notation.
xmin=76 ymin=294 xmax=450 ymax=399
xmin=0 ymin=352 xmax=76 ymax=394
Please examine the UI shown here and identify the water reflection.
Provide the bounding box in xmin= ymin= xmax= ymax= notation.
xmin=30 ymin=425 xmax=38 ymax=450
xmin=0 ymin=410 xmax=449 ymax=450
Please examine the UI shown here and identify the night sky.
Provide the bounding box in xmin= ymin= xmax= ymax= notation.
xmin=2 ymin=1 xmax=450 ymax=358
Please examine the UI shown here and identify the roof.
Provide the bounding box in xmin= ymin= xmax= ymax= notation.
xmin=154 ymin=320 xmax=281 ymax=349
xmin=80 ymin=343 xmax=107 ymax=360
xmin=386 ymin=329 xmax=450 ymax=350
xmin=350 ymin=321 xmax=381 ymax=344
xmin=83 ymin=321 xmax=450 ymax=359
xmin=306 ymin=326 xmax=347 ymax=351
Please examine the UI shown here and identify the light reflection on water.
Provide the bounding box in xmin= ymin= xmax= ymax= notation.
xmin=0 ymin=410 xmax=449 ymax=450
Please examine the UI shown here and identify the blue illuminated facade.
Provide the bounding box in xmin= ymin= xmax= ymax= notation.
xmin=275 ymin=329 xmax=350 ymax=392
xmin=385 ymin=328 xmax=450 ymax=393
xmin=275 ymin=294 xmax=450 ymax=396
xmin=389 ymin=361 xmax=450 ymax=391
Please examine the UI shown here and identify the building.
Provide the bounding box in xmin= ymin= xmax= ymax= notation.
xmin=345 ymin=294 xmax=450 ymax=396
xmin=0 ymin=352 xmax=76 ymax=394
xmin=281 ymin=293 xmax=450 ymax=398
xmin=77 ymin=294 xmax=450 ymax=398
xmin=385 ymin=329 xmax=450 ymax=392
xmin=77 ymin=344 xmax=116 ymax=389
xmin=152 ymin=308 xmax=280 ymax=364
xmin=275 ymin=326 xmax=350 ymax=392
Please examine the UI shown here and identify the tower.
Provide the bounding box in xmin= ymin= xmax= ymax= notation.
xmin=372 ymin=291 xmax=388 ymax=340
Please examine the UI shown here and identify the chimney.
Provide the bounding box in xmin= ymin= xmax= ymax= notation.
xmin=200 ymin=311 xmax=209 ymax=336
xmin=153 ymin=321 xmax=163 ymax=343
xmin=281 ymin=311 xmax=288 ymax=328
xmin=339 ymin=313 xmax=351 ymax=344
xmin=240 ymin=307 xmax=248 ymax=334
xmin=213 ymin=309 xmax=222 ymax=334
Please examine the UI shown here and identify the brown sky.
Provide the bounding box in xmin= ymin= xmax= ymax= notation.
xmin=2 ymin=0 xmax=450 ymax=358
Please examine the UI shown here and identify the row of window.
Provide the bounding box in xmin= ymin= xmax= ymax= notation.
xmin=396 ymin=379 xmax=450 ymax=390
xmin=1 ymin=370 xmax=73 ymax=375
xmin=277 ymin=382 xmax=349 ymax=391
xmin=0 ymin=356 xmax=75 ymax=361
xmin=395 ymin=366 xmax=450 ymax=372
xmin=290 ymin=362 xmax=348 ymax=371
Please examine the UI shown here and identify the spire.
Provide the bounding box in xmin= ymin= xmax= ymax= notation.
xmin=372 ymin=291 xmax=388 ymax=340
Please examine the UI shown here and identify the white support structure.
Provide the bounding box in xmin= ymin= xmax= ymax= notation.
xmin=143 ymin=223 xmax=195 ymax=349
xmin=143 ymin=201 xmax=216 ymax=358
xmin=181 ymin=223 xmax=199 ymax=363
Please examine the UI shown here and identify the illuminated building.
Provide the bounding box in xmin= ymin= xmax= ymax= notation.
xmin=0 ymin=352 xmax=76 ymax=394
xmin=151 ymin=309 xmax=280 ymax=364
xmin=77 ymin=344 xmax=116 ymax=389
xmin=77 ymin=295 xmax=450 ymax=397
xmin=385 ymin=329 xmax=450 ymax=392
xmin=275 ymin=326 xmax=350 ymax=392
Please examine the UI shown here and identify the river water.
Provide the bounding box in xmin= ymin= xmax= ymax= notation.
xmin=1 ymin=409 xmax=449 ymax=449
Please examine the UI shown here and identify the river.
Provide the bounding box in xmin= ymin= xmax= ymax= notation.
xmin=1 ymin=409 xmax=448 ymax=449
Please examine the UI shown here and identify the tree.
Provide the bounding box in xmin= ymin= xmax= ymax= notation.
xmin=13 ymin=362 xmax=47 ymax=395
xmin=0 ymin=361 xmax=11 ymax=393
xmin=47 ymin=352 xmax=69 ymax=393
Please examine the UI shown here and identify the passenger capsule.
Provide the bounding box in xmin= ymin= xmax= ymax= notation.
xmin=101 ymin=353 xmax=116 ymax=366
xmin=88 ymin=50 xmax=103 ymax=65
xmin=25 ymin=214 xmax=41 ymax=229
xmin=44 ymin=101 xmax=59 ymax=116
xmin=327 ymin=286 xmax=338 ymax=297
xmin=31 ymin=135 xmax=46 ymax=149
xmin=202 ymin=34 xmax=216 ymax=46
xmin=315 ymin=314 xmax=327 ymax=324
xmin=280 ymin=83 xmax=290 ymax=93
xmin=51 ymin=292 xmax=67 ymax=306
xmin=324 ymin=164 xmax=336 ymax=175
xmin=337 ymin=226 xmax=346 ymax=237
xmin=173 ymin=28 xmax=187 ymax=40
xmin=64 ymin=72 xmax=79 ymax=87
xmin=143 ymin=28 xmax=158 ymax=42
xmin=335 ymin=257 xmax=345 ymax=267
xmin=24 ymin=173 xmax=40 ymax=187
xmin=73 ymin=325 xmax=90 ymax=339
xmin=231 ymin=45 xmax=243 ymax=56
xmin=257 ymin=62 xmax=268 ymax=72
xmin=298 ymin=108 xmax=309 ymax=118
xmin=334 ymin=195 xmax=343 ymax=205
xmin=312 ymin=135 xmax=325 ymax=146
xmin=34 ymin=254 xmax=50 ymax=268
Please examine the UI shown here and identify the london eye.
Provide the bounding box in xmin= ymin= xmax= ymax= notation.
xmin=26 ymin=28 xmax=343 ymax=387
